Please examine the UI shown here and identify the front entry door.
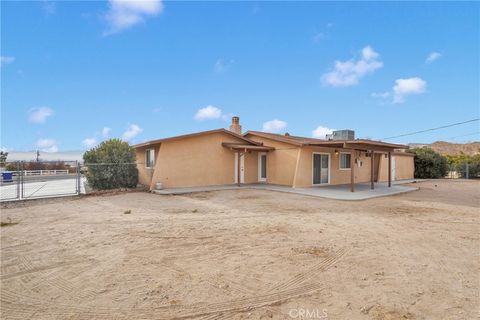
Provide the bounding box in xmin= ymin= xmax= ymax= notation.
xmin=313 ymin=153 xmax=329 ymax=185
xmin=235 ymin=153 xmax=245 ymax=183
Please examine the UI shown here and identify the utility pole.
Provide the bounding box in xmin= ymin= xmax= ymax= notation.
xmin=36 ymin=150 xmax=40 ymax=162
xmin=466 ymin=162 xmax=469 ymax=179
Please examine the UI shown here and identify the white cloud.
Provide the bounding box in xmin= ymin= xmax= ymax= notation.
xmin=312 ymin=32 xmax=325 ymax=43
xmin=426 ymin=52 xmax=441 ymax=63
xmin=36 ymin=138 xmax=58 ymax=153
xmin=194 ymin=105 xmax=223 ymax=121
xmin=312 ymin=126 xmax=335 ymax=139
xmin=321 ymin=45 xmax=383 ymax=87
xmin=41 ymin=1 xmax=56 ymax=15
xmin=0 ymin=56 xmax=15 ymax=66
xmin=371 ymin=91 xmax=390 ymax=99
xmin=262 ymin=119 xmax=288 ymax=133
xmin=122 ymin=124 xmax=143 ymax=141
xmin=213 ymin=59 xmax=234 ymax=74
xmin=102 ymin=127 xmax=112 ymax=138
xmin=393 ymin=77 xmax=427 ymax=104
xmin=82 ymin=138 xmax=98 ymax=147
xmin=104 ymin=0 xmax=163 ymax=35
xmin=28 ymin=107 xmax=54 ymax=124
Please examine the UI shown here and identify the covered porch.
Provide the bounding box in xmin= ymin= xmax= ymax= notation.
xmin=222 ymin=142 xmax=274 ymax=186
xmin=306 ymin=140 xmax=408 ymax=192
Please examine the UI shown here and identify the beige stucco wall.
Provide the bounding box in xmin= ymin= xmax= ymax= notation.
xmin=243 ymin=151 xmax=260 ymax=184
xmin=394 ymin=154 xmax=415 ymax=180
xmin=245 ymin=134 xmax=400 ymax=188
xmin=136 ymin=132 xmax=414 ymax=189
xmin=244 ymin=135 xmax=300 ymax=186
xmin=292 ymin=147 xmax=376 ymax=187
xmin=377 ymin=153 xmax=414 ymax=181
xmin=146 ymin=131 xmax=258 ymax=189
xmin=135 ymin=144 xmax=161 ymax=187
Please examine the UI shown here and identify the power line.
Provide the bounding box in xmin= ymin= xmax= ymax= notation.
xmin=380 ymin=118 xmax=480 ymax=141
xmin=444 ymin=131 xmax=480 ymax=140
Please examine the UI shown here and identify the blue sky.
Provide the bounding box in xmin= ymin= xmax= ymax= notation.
xmin=1 ymin=1 xmax=479 ymax=152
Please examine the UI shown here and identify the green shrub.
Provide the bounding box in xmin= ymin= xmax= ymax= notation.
xmin=408 ymin=147 xmax=448 ymax=179
xmin=83 ymin=139 xmax=138 ymax=190
xmin=448 ymin=154 xmax=480 ymax=178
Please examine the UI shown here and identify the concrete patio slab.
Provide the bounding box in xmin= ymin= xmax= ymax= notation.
xmin=152 ymin=180 xmax=419 ymax=200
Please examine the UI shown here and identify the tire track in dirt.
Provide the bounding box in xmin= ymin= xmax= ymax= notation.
xmin=1 ymin=259 xmax=92 ymax=281
xmin=267 ymin=248 xmax=347 ymax=293
xmin=1 ymin=280 xmax=323 ymax=319
xmin=166 ymin=282 xmax=324 ymax=319
xmin=5 ymin=256 xmax=100 ymax=302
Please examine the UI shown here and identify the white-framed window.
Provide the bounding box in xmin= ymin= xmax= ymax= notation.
xmin=145 ymin=149 xmax=155 ymax=168
xmin=339 ymin=153 xmax=351 ymax=170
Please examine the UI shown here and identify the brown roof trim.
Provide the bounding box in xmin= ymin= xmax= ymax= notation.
xmin=343 ymin=139 xmax=408 ymax=149
xmin=222 ymin=143 xmax=275 ymax=151
xmin=134 ymin=129 xmax=262 ymax=148
xmin=244 ymin=131 xmax=408 ymax=150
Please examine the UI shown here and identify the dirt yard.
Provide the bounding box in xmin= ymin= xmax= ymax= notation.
xmin=1 ymin=180 xmax=478 ymax=319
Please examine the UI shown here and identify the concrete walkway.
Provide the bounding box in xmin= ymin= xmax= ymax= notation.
xmin=152 ymin=180 xmax=418 ymax=200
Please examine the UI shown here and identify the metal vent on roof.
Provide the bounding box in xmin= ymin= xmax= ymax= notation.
xmin=326 ymin=130 xmax=355 ymax=141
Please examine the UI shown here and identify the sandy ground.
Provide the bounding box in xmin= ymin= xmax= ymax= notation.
xmin=0 ymin=180 xmax=478 ymax=319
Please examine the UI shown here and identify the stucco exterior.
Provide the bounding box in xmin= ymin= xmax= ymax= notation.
xmin=136 ymin=130 xmax=266 ymax=189
xmin=134 ymin=125 xmax=414 ymax=190
xmin=377 ymin=152 xmax=415 ymax=182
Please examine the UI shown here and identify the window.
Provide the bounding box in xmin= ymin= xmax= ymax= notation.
xmin=145 ymin=149 xmax=155 ymax=168
xmin=260 ymin=154 xmax=267 ymax=179
xmin=339 ymin=153 xmax=351 ymax=169
xmin=258 ymin=153 xmax=267 ymax=181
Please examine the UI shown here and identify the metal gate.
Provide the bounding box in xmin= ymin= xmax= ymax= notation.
xmin=0 ymin=161 xmax=81 ymax=201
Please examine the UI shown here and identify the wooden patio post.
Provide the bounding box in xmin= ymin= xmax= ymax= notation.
xmin=388 ymin=151 xmax=392 ymax=188
xmin=350 ymin=150 xmax=355 ymax=192
xmin=370 ymin=150 xmax=374 ymax=190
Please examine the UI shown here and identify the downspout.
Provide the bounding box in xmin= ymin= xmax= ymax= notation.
xmin=292 ymin=147 xmax=302 ymax=188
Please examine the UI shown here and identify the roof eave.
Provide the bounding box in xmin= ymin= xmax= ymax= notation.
xmin=133 ymin=128 xmax=262 ymax=148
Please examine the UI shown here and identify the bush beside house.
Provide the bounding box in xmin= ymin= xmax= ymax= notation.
xmin=83 ymin=139 xmax=139 ymax=190
xmin=409 ymin=147 xmax=448 ymax=179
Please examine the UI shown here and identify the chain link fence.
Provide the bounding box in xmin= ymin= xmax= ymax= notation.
xmin=0 ymin=161 xmax=81 ymax=201
xmin=445 ymin=161 xmax=478 ymax=179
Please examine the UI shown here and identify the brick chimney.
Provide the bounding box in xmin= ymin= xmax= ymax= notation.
xmin=229 ymin=116 xmax=242 ymax=135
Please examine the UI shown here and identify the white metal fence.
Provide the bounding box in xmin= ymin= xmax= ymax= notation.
xmin=9 ymin=170 xmax=70 ymax=176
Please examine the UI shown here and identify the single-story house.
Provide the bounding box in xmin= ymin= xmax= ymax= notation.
xmin=134 ymin=117 xmax=414 ymax=192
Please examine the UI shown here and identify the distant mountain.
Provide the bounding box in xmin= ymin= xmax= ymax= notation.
xmin=5 ymin=151 xmax=84 ymax=162
xmin=409 ymin=141 xmax=480 ymax=156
